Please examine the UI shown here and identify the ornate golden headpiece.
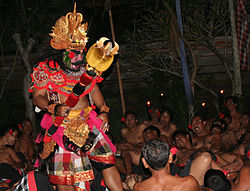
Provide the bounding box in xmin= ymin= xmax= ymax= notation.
xmin=49 ymin=3 xmax=88 ymax=51
xmin=86 ymin=37 xmax=119 ymax=75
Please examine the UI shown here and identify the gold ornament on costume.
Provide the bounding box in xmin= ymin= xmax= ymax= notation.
xmin=86 ymin=37 xmax=119 ymax=75
xmin=61 ymin=109 xmax=90 ymax=147
xmin=49 ymin=3 xmax=88 ymax=51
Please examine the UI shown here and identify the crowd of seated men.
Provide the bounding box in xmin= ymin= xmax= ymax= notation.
xmin=0 ymin=96 xmax=249 ymax=191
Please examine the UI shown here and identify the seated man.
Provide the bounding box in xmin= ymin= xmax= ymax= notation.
xmin=0 ymin=126 xmax=25 ymax=189
xmin=190 ymin=114 xmax=209 ymax=150
xmin=133 ymin=139 xmax=199 ymax=191
xmin=115 ymin=112 xmax=147 ymax=175
xmin=14 ymin=119 xmax=36 ymax=171
xmin=172 ymin=130 xmax=224 ymax=185
xmin=119 ymin=126 xmax=161 ymax=190
xmin=206 ymin=124 xmax=243 ymax=177
xmin=158 ymin=108 xmax=177 ymax=146
xmin=143 ymin=106 xmax=162 ymax=129
xmin=118 ymin=112 xmax=147 ymax=151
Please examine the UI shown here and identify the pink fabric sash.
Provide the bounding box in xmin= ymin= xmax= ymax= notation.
xmin=38 ymin=111 xmax=116 ymax=153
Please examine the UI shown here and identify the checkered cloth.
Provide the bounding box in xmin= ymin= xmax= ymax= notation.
xmin=47 ymin=127 xmax=115 ymax=191
xmin=13 ymin=171 xmax=54 ymax=191
xmin=237 ymin=0 xmax=249 ymax=72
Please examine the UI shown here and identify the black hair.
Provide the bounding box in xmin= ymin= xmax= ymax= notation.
xmin=124 ymin=111 xmax=137 ymax=120
xmin=161 ymin=107 xmax=174 ymax=120
xmin=225 ymin=96 xmax=238 ymax=104
xmin=143 ymin=125 xmax=161 ymax=138
xmin=142 ymin=139 xmax=170 ymax=170
xmin=191 ymin=113 xmax=205 ymax=122
xmin=172 ymin=130 xmax=192 ymax=145
xmin=0 ymin=124 xmax=21 ymax=138
xmin=204 ymin=169 xmax=231 ymax=191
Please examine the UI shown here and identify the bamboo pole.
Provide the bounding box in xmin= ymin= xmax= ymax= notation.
xmin=108 ymin=9 xmax=126 ymax=115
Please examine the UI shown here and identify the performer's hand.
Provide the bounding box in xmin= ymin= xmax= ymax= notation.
xmin=55 ymin=104 xmax=71 ymax=117
xmin=97 ymin=113 xmax=109 ymax=132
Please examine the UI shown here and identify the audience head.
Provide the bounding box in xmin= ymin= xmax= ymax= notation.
xmin=143 ymin=125 xmax=161 ymax=142
xmin=18 ymin=119 xmax=32 ymax=135
xmin=240 ymin=113 xmax=250 ymax=128
xmin=224 ymin=96 xmax=238 ymax=112
xmin=172 ymin=130 xmax=192 ymax=149
xmin=160 ymin=107 xmax=173 ymax=124
xmin=204 ymin=169 xmax=231 ymax=191
xmin=148 ymin=106 xmax=161 ymax=121
xmin=210 ymin=124 xmax=223 ymax=134
xmin=191 ymin=114 xmax=206 ymax=135
xmin=142 ymin=139 xmax=170 ymax=170
xmin=0 ymin=124 xmax=21 ymax=146
xmin=212 ymin=118 xmax=227 ymax=132
xmin=123 ymin=111 xmax=137 ymax=128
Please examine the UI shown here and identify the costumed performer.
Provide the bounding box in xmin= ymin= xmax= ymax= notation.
xmin=30 ymin=3 xmax=123 ymax=191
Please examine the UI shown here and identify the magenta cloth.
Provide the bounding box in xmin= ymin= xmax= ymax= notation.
xmin=87 ymin=110 xmax=116 ymax=153
xmin=39 ymin=111 xmax=116 ymax=153
xmin=40 ymin=113 xmax=66 ymax=150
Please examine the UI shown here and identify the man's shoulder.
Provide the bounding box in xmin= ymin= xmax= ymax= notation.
xmin=138 ymin=122 xmax=148 ymax=129
xmin=133 ymin=179 xmax=154 ymax=191
xmin=121 ymin=127 xmax=129 ymax=134
xmin=180 ymin=175 xmax=200 ymax=190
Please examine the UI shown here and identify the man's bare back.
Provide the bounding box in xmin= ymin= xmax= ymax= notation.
xmin=134 ymin=139 xmax=199 ymax=191
xmin=134 ymin=174 xmax=199 ymax=191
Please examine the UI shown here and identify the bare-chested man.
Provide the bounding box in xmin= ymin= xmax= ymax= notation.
xmin=212 ymin=117 xmax=238 ymax=151
xmin=14 ymin=119 xmax=35 ymax=171
xmin=116 ymin=113 xmax=148 ymax=175
xmin=224 ymin=96 xmax=241 ymax=133
xmin=0 ymin=126 xmax=25 ymax=189
xmin=206 ymin=124 xmax=243 ymax=180
xmin=190 ymin=115 xmax=208 ymax=150
xmin=119 ymin=112 xmax=147 ymax=150
xmin=172 ymin=131 xmax=224 ymax=185
xmin=133 ymin=139 xmax=200 ymax=191
xmin=0 ymin=127 xmax=24 ymax=169
xmin=158 ymin=108 xmax=177 ymax=146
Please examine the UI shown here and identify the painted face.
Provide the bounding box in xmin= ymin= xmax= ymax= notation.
xmin=160 ymin=111 xmax=171 ymax=124
xmin=191 ymin=116 xmax=205 ymax=135
xmin=174 ymin=134 xmax=189 ymax=149
xmin=7 ymin=130 xmax=18 ymax=146
xmin=124 ymin=114 xmax=137 ymax=129
xmin=67 ymin=50 xmax=84 ymax=70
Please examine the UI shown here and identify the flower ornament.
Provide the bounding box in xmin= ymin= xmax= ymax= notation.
xmin=219 ymin=112 xmax=225 ymax=119
xmin=68 ymin=51 xmax=75 ymax=58
xmin=121 ymin=117 xmax=125 ymax=123
xmin=188 ymin=124 xmax=192 ymax=129
xmin=9 ymin=129 xmax=13 ymax=135
xmin=170 ymin=147 xmax=177 ymax=155
xmin=18 ymin=124 xmax=22 ymax=130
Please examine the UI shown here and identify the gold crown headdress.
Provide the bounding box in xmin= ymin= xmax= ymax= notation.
xmin=49 ymin=3 xmax=88 ymax=51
